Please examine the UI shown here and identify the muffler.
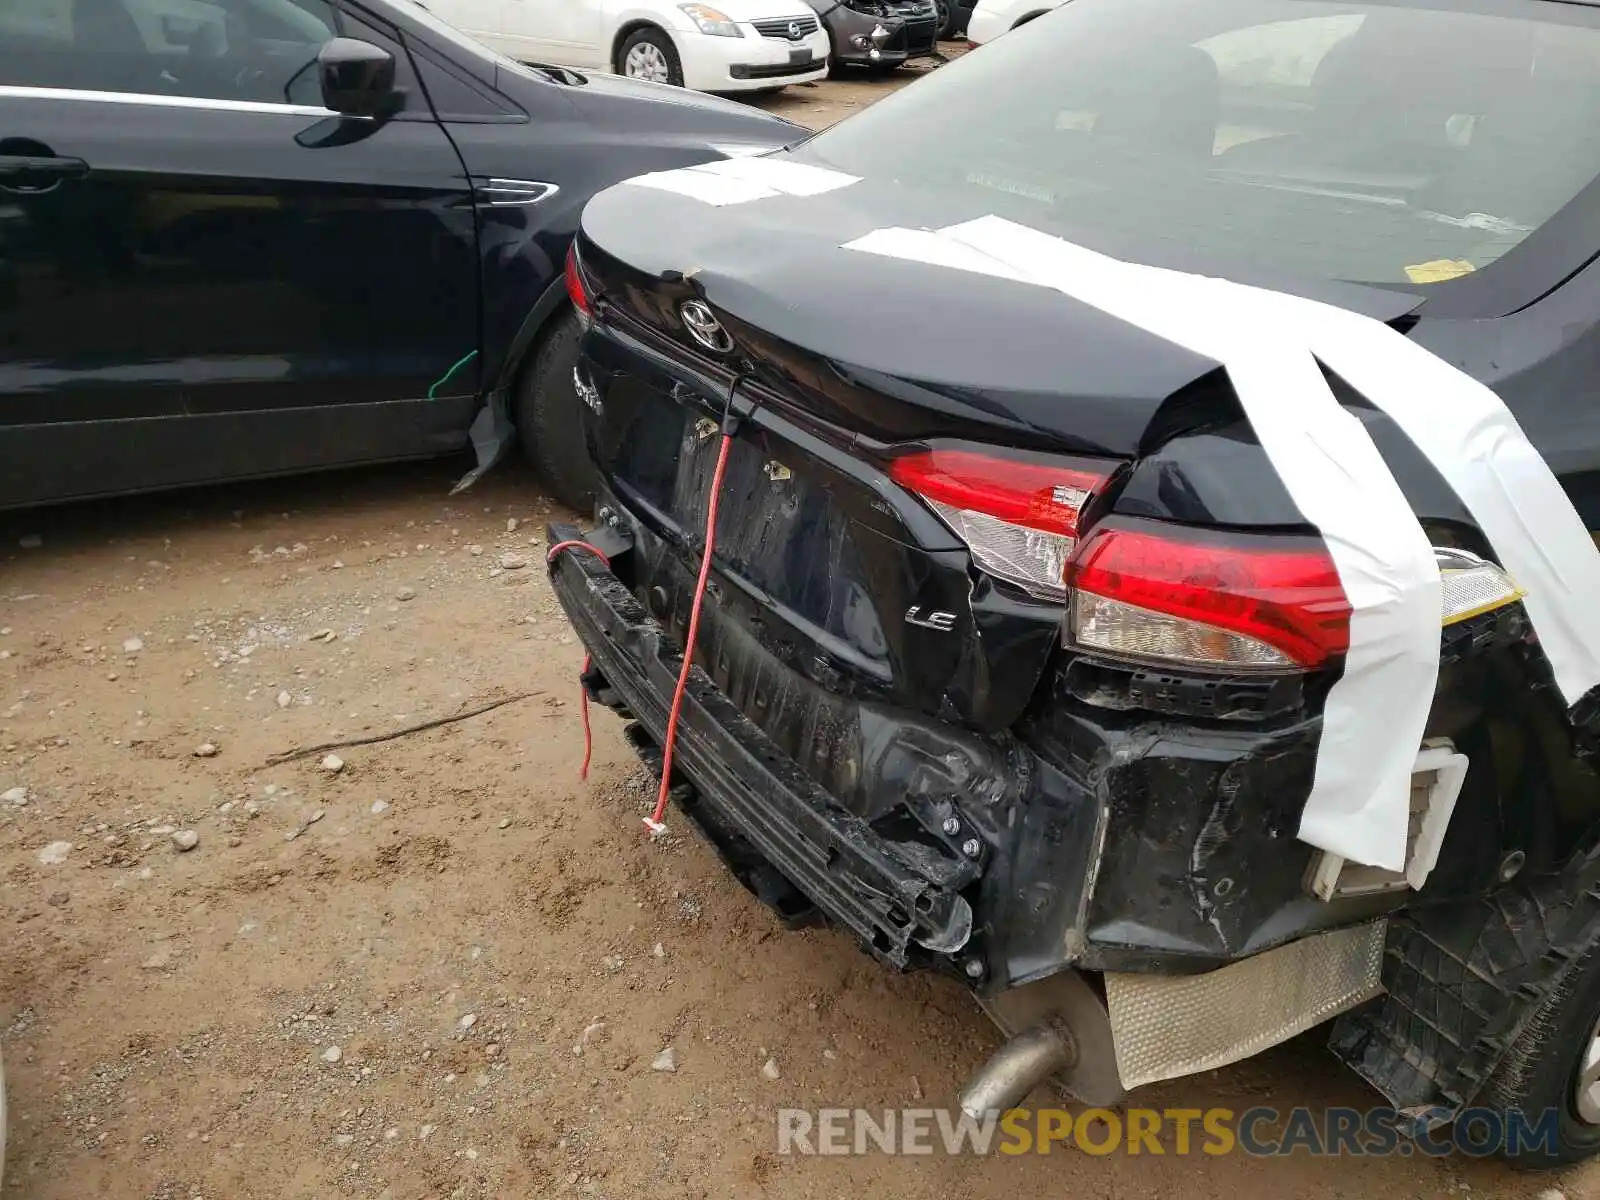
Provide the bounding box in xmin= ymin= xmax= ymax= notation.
xmin=959 ymin=969 xmax=1126 ymax=1115
xmin=958 ymin=1022 xmax=1075 ymax=1118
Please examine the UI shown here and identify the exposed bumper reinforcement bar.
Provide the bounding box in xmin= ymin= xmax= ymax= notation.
xmin=546 ymin=521 xmax=973 ymax=969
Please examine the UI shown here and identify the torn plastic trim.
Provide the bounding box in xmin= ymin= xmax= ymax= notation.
xmin=1303 ymin=741 xmax=1469 ymax=899
xmin=1332 ymin=835 xmax=1600 ymax=1121
xmin=450 ymin=387 xmax=514 ymax=494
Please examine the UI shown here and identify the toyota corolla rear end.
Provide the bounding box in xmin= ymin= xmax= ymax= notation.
xmin=549 ymin=0 xmax=1600 ymax=1125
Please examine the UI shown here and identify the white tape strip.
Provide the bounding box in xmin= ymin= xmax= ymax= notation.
xmin=1284 ymin=302 xmax=1600 ymax=707
xmin=925 ymin=217 xmax=1441 ymax=872
xmin=694 ymin=156 xmax=861 ymax=197
xmin=841 ymin=226 xmax=1031 ymax=283
xmin=623 ymin=168 xmax=778 ymax=206
xmin=622 ymin=157 xmax=859 ymax=207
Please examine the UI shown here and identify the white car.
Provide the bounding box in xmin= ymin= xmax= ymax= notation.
xmin=424 ymin=0 xmax=831 ymax=92
xmin=965 ymin=0 xmax=1062 ymax=43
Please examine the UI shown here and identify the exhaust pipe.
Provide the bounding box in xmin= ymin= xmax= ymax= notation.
xmin=957 ymin=1023 xmax=1075 ymax=1119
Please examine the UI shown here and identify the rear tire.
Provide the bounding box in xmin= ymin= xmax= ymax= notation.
xmin=1473 ymin=943 xmax=1600 ymax=1167
xmin=616 ymin=27 xmax=684 ymax=87
xmin=515 ymin=309 xmax=598 ymax=515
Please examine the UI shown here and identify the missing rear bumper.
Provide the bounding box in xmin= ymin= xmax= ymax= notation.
xmin=547 ymin=520 xmax=974 ymax=968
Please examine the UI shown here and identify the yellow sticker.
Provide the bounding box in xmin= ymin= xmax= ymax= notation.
xmin=1405 ymin=259 xmax=1477 ymax=284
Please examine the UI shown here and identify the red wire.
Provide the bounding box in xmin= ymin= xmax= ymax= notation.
xmin=577 ymin=654 xmax=595 ymax=781
xmin=546 ymin=539 xmax=611 ymax=570
xmin=546 ymin=540 xmax=610 ymax=782
xmin=543 ymin=430 xmax=734 ymax=837
xmin=648 ymin=431 xmax=735 ymax=834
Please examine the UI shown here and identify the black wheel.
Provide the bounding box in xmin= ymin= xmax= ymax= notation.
xmin=934 ymin=0 xmax=959 ymax=38
xmin=616 ymin=27 xmax=684 ymax=86
xmin=515 ymin=308 xmax=598 ymax=515
xmin=1473 ymin=943 xmax=1600 ymax=1167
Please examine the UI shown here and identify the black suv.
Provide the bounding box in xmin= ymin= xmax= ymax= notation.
xmin=0 ymin=0 xmax=799 ymax=510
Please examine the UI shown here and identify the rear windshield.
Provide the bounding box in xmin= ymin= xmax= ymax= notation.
xmin=802 ymin=0 xmax=1600 ymax=289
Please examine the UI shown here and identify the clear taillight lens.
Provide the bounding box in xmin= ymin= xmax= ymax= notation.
xmin=889 ymin=444 xmax=1114 ymax=601
xmin=1071 ymin=591 xmax=1306 ymax=670
xmin=1066 ymin=517 xmax=1352 ymax=672
xmin=1436 ymin=547 xmax=1522 ymax=624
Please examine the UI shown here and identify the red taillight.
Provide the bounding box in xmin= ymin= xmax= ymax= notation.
xmin=1066 ymin=517 xmax=1351 ymax=671
xmin=890 ymin=447 xmax=1107 ymax=537
xmin=565 ymin=244 xmax=592 ymax=318
xmin=890 ymin=443 xmax=1114 ymax=600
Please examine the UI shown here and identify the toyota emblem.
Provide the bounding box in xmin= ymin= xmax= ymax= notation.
xmin=787 ymin=18 xmax=802 ymax=36
xmin=680 ymin=300 xmax=735 ymax=354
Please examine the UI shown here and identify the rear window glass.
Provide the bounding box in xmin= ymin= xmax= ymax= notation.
xmin=802 ymin=0 xmax=1600 ymax=288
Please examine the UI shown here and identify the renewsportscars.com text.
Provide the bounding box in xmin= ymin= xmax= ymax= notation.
xmin=776 ymin=1106 xmax=1558 ymax=1158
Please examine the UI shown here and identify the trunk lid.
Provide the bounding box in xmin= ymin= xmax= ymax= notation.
xmin=577 ymin=160 xmax=1424 ymax=455
xmin=573 ymin=159 xmax=1436 ymax=740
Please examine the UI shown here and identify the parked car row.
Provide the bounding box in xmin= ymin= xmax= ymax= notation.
xmin=414 ymin=0 xmax=952 ymax=94
xmin=412 ymin=0 xmax=831 ymax=91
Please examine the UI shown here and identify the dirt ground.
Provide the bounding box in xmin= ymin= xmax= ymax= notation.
xmin=0 ymin=457 xmax=1584 ymax=1200
xmin=0 ymin=59 xmax=1589 ymax=1200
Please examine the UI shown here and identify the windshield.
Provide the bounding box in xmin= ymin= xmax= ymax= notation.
xmin=803 ymin=0 xmax=1600 ymax=288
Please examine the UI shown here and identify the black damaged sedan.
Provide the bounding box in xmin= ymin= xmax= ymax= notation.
xmin=550 ymin=0 xmax=1600 ymax=1164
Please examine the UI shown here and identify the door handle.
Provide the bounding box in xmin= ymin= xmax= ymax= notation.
xmin=0 ymin=155 xmax=90 ymax=194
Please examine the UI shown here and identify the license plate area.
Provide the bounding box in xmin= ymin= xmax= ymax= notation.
xmin=672 ymin=418 xmax=856 ymax=617
xmin=608 ymin=387 xmax=888 ymax=661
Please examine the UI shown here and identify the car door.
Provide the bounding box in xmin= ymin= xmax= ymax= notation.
xmin=0 ymin=0 xmax=481 ymax=508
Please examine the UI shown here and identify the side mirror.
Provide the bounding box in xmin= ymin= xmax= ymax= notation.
xmin=317 ymin=37 xmax=399 ymax=118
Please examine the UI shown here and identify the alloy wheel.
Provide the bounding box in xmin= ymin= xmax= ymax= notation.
xmin=624 ymin=42 xmax=671 ymax=82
